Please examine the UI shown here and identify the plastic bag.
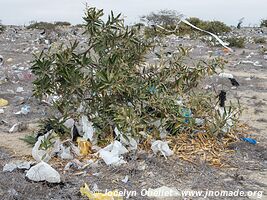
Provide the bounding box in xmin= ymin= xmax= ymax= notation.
xmin=26 ymin=161 xmax=61 ymax=183
xmin=151 ymin=140 xmax=173 ymax=158
xmin=80 ymin=183 xmax=123 ymax=200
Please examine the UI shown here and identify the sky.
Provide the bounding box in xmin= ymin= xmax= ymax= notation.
xmin=0 ymin=0 xmax=267 ymax=26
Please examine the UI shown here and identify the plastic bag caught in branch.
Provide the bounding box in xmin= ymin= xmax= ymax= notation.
xmin=32 ymin=131 xmax=52 ymax=162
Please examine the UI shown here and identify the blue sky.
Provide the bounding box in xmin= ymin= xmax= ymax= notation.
xmin=0 ymin=0 xmax=266 ymax=26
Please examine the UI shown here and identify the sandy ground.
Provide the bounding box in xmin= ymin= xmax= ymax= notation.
xmin=0 ymin=26 xmax=266 ymax=199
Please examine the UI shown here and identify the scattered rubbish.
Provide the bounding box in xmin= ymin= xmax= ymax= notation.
xmin=218 ymin=90 xmax=227 ymax=107
xmin=195 ymin=118 xmax=205 ymax=126
xmin=121 ymin=175 xmax=129 ymax=183
xmin=6 ymin=58 xmax=13 ymax=63
xmin=151 ymin=140 xmax=173 ymax=158
xmin=3 ymin=160 xmax=32 ymax=172
xmin=0 ymin=108 xmax=4 ymax=114
xmin=32 ymin=131 xmax=52 ymax=162
xmin=219 ymin=72 xmax=234 ymax=79
xmin=26 ymin=161 xmax=61 ymax=183
xmin=77 ymin=137 xmax=92 ymax=156
xmin=0 ymin=98 xmax=8 ymax=107
xmin=242 ymin=137 xmax=257 ymax=145
xmin=16 ymin=87 xmax=24 ymax=93
xmin=120 ymin=134 xmax=138 ymax=151
xmin=71 ymin=124 xmax=81 ymax=142
xmin=0 ymin=55 xmax=3 ymax=66
xmin=81 ymin=115 xmax=95 ymax=142
xmin=9 ymin=122 xmax=28 ymax=133
xmin=99 ymin=140 xmax=128 ymax=166
xmin=147 ymin=186 xmax=180 ymax=197
xmin=229 ymin=78 xmax=240 ymax=86
xmin=60 ymin=145 xmax=73 ymax=160
xmin=80 ymin=183 xmax=123 ymax=200
xmin=15 ymin=105 xmax=31 ymax=115
xmin=64 ymin=159 xmax=84 ymax=171
xmin=63 ymin=118 xmax=75 ymax=129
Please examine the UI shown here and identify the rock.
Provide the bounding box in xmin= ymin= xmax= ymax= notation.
xmin=26 ymin=161 xmax=61 ymax=183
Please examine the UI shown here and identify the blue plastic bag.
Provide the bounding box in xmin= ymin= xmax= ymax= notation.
xmin=241 ymin=137 xmax=257 ymax=145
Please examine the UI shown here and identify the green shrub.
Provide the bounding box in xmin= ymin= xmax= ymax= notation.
xmin=31 ymin=7 xmax=239 ymax=141
xmin=260 ymin=19 xmax=267 ymax=27
xmin=254 ymin=37 xmax=266 ymax=44
xmin=27 ymin=21 xmax=56 ymax=30
xmin=54 ymin=21 xmax=71 ymax=26
xmin=226 ymin=37 xmax=245 ymax=48
xmin=0 ymin=21 xmax=5 ymax=33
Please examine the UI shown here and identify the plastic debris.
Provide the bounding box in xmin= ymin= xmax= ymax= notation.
xmin=242 ymin=137 xmax=257 ymax=145
xmin=0 ymin=108 xmax=4 ymax=114
xmin=0 ymin=98 xmax=8 ymax=107
xmin=219 ymin=72 xmax=234 ymax=79
xmin=147 ymin=186 xmax=180 ymax=197
xmin=81 ymin=115 xmax=95 ymax=142
xmin=8 ymin=122 xmax=27 ymax=133
xmin=63 ymin=118 xmax=75 ymax=129
xmin=60 ymin=145 xmax=73 ymax=160
xmin=32 ymin=131 xmax=52 ymax=162
xmin=77 ymin=137 xmax=92 ymax=156
xmin=3 ymin=160 xmax=32 ymax=172
xmin=151 ymin=140 xmax=173 ymax=158
xmin=121 ymin=175 xmax=129 ymax=183
xmin=99 ymin=140 xmax=128 ymax=166
xmin=80 ymin=183 xmax=123 ymax=200
xmin=15 ymin=105 xmax=31 ymax=115
xmin=26 ymin=161 xmax=61 ymax=183
xmin=16 ymin=87 xmax=24 ymax=93
xmin=0 ymin=55 xmax=3 ymax=66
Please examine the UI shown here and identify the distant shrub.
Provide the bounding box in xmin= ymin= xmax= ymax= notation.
xmin=133 ymin=22 xmax=145 ymax=27
xmin=226 ymin=37 xmax=245 ymax=48
xmin=0 ymin=21 xmax=5 ymax=33
xmin=27 ymin=21 xmax=56 ymax=30
xmin=203 ymin=21 xmax=231 ymax=35
xmin=260 ymin=19 xmax=267 ymax=27
xmin=54 ymin=21 xmax=71 ymax=26
xmin=254 ymin=37 xmax=266 ymax=44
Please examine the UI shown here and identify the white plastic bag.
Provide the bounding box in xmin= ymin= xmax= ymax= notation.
xmin=26 ymin=161 xmax=61 ymax=183
xmin=151 ymin=140 xmax=173 ymax=158
xmin=98 ymin=140 xmax=128 ymax=166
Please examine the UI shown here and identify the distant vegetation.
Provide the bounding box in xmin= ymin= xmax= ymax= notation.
xmin=260 ymin=19 xmax=267 ymax=28
xmin=254 ymin=37 xmax=266 ymax=44
xmin=0 ymin=20 xmax=5 ymax=33
xmin=141 ymin=10 xmax=231 ymax=38
xmin=27 ymin=21 xmax=72 ymax=30
xmin=226 ymin=37 xmax=245 ymax=48
xmin=54 ymin=21 xmax=71 ymax=26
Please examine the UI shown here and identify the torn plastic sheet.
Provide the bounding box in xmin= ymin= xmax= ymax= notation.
xmin=3 ymin=160 xmax=32 ymax=172
xmin=114 ymin=127 xmax=138 ymax=151
xmin=98 ymin=140 xmax=128 ymax=166
xmin=219 ymin=72 xmax=234 ymax=79
xmin=151 ymin=140 xmax=173 ymax=158
xmin=81 ymin=115 xmax=95 ymax=143
xmin=156 ymin=18 xmax=232 ymax=52
xmin=26 ymin=161 xmax=61 ymax=183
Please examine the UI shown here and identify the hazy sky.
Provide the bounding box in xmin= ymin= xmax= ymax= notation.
xmin=0 ymin=0 xmax=266 ymax=26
